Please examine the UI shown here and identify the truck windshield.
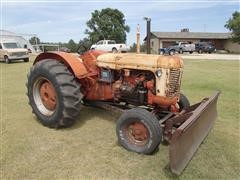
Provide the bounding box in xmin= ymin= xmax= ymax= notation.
xmin=108 ymin=41 xmax=116 ymax=44
xmin=3 ymin=42 xmax=20 ymax=49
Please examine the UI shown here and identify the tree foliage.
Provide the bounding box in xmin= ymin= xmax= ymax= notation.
xmin=77 ymin=37 xmax=93 ymax=54
xmin=85 ymin=8 xmax=130 ymax=43
xmin=66 ymin=39 xmax=78 ymax=52
xmin=29 ymin=36 xmax=40 ymax=45
xmin=225 ymin=11 xmax=240 ymax=43
xmin=129 ymin=42 xmax=146 ymax=53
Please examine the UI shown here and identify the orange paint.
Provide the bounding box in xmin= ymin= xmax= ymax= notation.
xmin=34 ymin=52 xmax=88 ymax=79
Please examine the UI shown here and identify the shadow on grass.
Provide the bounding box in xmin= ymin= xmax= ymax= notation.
xmin=163 ymin=164 xmax=180 ymax=179
xmin=67 ymin=105 xmax=120 ymax=130
xmin=0 ymin=60 xmax=28 ymax=64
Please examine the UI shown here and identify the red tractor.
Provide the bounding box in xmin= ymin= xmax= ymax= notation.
xmin=27 ymin=50 xmax=220 ymax=175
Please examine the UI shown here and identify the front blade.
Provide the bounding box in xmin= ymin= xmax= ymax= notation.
xmin=169 ymin=91 xmax=220 ymax=175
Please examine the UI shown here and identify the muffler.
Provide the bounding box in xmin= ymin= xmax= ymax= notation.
xmin=169 ymin=91 xmax=220 ymax=175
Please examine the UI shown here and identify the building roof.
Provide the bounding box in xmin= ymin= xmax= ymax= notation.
xmin=151 ymin=31 xmax=231 ymax=40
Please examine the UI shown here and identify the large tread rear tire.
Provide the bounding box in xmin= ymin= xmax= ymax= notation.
xmin=27 ymin=59 xmax=83 ymax=128
xmin=116 ymin=108 xmax=162 ymax=155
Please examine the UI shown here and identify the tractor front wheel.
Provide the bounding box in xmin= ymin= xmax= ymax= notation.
xmin=178 ymin=93 xmax=190 ymax=110
xmin=116 ymin=108 xmax=162 ymax=154
xmin=27 ymin=59 xmax=83 ymax=128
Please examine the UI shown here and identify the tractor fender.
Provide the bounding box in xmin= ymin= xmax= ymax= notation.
xmin=34 ymin=52 xmax=88 ymax=79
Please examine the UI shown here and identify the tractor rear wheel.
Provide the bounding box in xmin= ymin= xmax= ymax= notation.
xmin=27 ymin=59 xmax=83 ymax=128
xmin=116 ymin=108 xmax=162 ymax=154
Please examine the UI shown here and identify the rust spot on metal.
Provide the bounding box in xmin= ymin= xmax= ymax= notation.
xmin=125 ymin=121 xmax=149 ymax=147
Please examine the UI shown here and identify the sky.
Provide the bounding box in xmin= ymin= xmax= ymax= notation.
xmin=1 ymin=0 xmax=239 ymax=45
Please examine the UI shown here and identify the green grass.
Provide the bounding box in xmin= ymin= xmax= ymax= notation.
xmin=1 ymin=57 xmax=239 ymax=179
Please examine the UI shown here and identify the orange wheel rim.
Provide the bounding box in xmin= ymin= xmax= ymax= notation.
xmin=125 ymin=121 xmax=149 ymax=147
xmin=39 ymin=81 xmax=57 ymax=111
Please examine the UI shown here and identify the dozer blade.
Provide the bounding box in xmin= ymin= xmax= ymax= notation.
xmin=169 ymin=91 xmax=220 ymax=175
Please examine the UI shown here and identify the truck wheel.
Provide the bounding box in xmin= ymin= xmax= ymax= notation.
xmin=24 ymin=58 xmax=29 ymax=62
xmin=116 ymin=108 xmax=162 ymax=154
xmin=4 ymin=56 xmax=10 ymax=64
xmin=169 ymin=50 xmax=175 ymax=55
xmin=27 ymin=59 xmax=83 ymax=128
xmin=178 ymin=93 xmax=190 ymax=110
xmin=189 ymin=51 xmax=193 ymax=54
xmin=112 ymin=48 xmax=118 ymax=53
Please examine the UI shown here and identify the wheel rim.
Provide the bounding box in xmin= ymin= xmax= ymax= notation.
xmin=33 ymin=77 xmax=57 ymax=116
xmin=124 ymin=121 xmax=149 ymax=147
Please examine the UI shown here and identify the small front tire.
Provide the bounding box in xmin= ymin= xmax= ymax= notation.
xmin=116 ymin=108 xmax=162 ymax=154
xmin=178 ymin=93 xmax=190 ymax=110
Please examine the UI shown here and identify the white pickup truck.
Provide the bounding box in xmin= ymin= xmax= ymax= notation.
xmin=90 ymin=40 xmax=129 ymax=53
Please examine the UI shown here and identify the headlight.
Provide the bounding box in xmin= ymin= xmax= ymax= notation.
xmin=156 ymin=69 xmax=162 ymax=77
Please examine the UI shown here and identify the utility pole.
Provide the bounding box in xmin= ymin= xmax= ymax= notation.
xmin=143 ymin=17 xmax=151 ymax=54
xmin=136 ymin=24 xmax=140 ymax=53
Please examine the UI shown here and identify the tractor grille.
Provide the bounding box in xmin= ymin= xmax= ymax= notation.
xmin=166 ymin=69 xmax=181 ymax=97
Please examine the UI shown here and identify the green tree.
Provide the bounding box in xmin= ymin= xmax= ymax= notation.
xmin=29 ymin=36 xmax=40 ymax=45
xmin=85 ymin=8 xmax=130 ymax=43
xmin=77 ymin=37 xmax=93 ymax=54
xmin=129 ymin=42 xmax=147 ymax=53
xmin=129 ymin=43 xmax=137 ymax=52
xmin=67 ymin=39 xmax=78 ymax=52
xmin=225 ymin=11 xmax=240 ymax=43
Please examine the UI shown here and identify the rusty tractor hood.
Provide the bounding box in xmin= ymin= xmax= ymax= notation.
xmin=96 ymin=53 xmax=183 ymax=71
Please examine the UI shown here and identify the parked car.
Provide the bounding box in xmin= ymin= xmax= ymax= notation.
xmin=195 ymin=42 xmax=216 ymax=53
xmin=0 ymin=41 xmax=29 ymax=63
xmin=159 ymin=42 xmax=195 ymax=55
xmin=90 ymin=40 xmax=129 ymax=53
